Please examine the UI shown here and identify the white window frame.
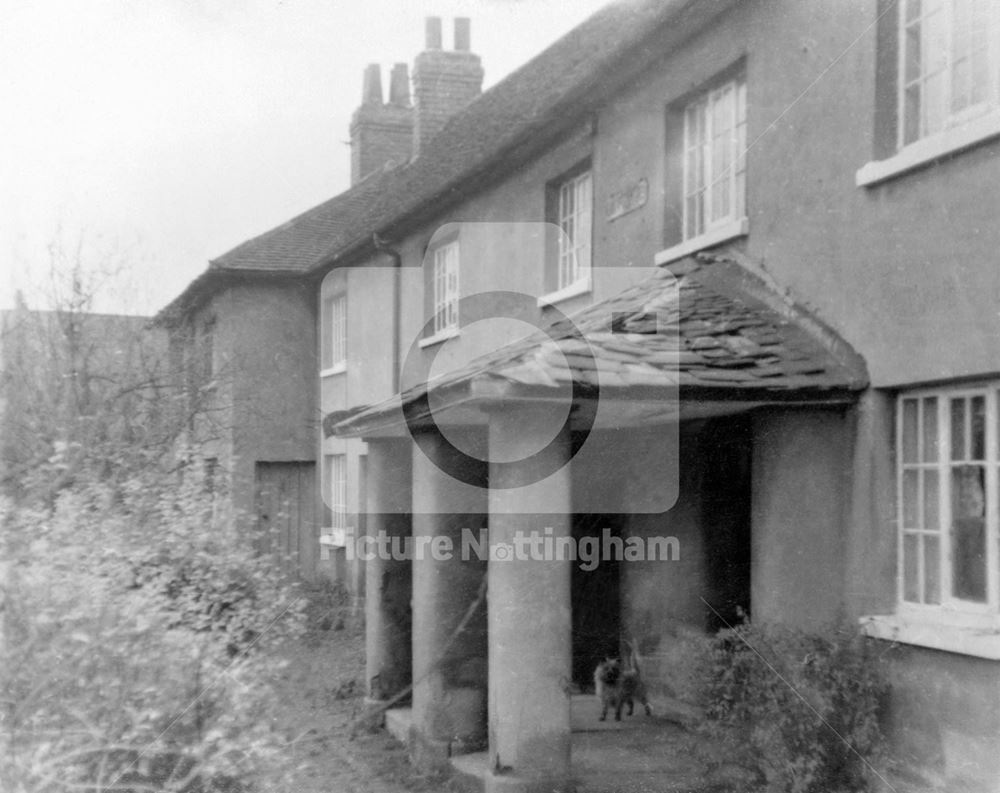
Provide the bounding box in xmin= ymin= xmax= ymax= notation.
xmin=422 ymin=239 xmax=460 ymax=346
xmin=857 ymin=0 xmax=1000 ymax=186
xmin=681 ymin=77 xmax=747 ymax=244
xmin=321 ymin=294 xmax=347 ymax=376
xmin=897 ymin=0 xmax=999 ymax=150
xmin=557 ymin=170 xmax=592 ymax=292
xmin=894 ymin=382 xmax=1000 ymax=628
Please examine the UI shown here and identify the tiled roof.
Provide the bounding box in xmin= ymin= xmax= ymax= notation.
xmin=157 ymin=0 xmax=732 ymax=321
xmin=208 ymin=175 xmax=388 ymax=273
xmin=323 ymin=251 xmax=869 ymax=438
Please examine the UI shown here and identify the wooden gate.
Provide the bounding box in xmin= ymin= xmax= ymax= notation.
xmin=254 ymin=461 xmax=316 ymax=579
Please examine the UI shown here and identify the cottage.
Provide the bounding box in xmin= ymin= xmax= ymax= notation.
xmin=162 ymin=1 xmax=1000 ymax=790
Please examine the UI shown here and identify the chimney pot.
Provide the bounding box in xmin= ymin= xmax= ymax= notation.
xmin=454 ymin=18 xmax=471 ymax=52
xmin=362 ymin=63 xmax=383 ymax=105
xmin=389 ymin=63 xmax=410 ymax=106
xmin=425 ymin=17 xmax=442 ymax=50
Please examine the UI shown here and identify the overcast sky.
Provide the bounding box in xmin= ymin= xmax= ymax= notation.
xmin=1 ymin=0 xmax=611 ymax=315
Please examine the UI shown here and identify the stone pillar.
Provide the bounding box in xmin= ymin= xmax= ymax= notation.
xmin=410 ymin=428 xmax=489 ymax=767
xmin=365 ymin=439 xmax=413 ymax=704
xmin=487 ymin=404 xmax=573 ymax=793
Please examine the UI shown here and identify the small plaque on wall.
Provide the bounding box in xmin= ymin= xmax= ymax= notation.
xmin=606 ymin=178 xmax=648 ymax=221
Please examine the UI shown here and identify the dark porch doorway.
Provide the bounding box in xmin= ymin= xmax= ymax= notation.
xmin=700 ymin=415 xmax=752 ymax=631
xmin=571 ymin=512 xmax=623 ymax=690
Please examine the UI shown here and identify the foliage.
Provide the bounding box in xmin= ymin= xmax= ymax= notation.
xmin=1 ymin=233 xmax=232 ymax=508
xmin=0 ymin=459 xmax=307 ymax=793
xmin=680 ymin=619 xmax=888 ymax=793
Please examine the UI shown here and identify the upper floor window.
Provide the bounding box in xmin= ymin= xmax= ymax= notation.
xmin=321 ymin=294 xmax=347 ymax=373
xmin=184 ymin=316 xmax=215 ymax=395
xmin=540 ymin=163 xmax=593 ymax=304
xmin=899 ymin=0 xmax=998 ymax=147
xmin=556 ymin=170 xmax=592 ymax=291
xmin=897 ymin=383 xmax=999 ymax=617
xmin=857 ymin=0 xmax=1000 ymax=185
xmin=431 ymin=239 xmax=460 ymax=337
xmin=682 ymin=77 xmax=747 ymax=241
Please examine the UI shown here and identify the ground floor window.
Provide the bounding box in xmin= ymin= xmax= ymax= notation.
xmin=898 ymin=383 xmax=999 ymax=614
xmin=328 ymin=454 xmax=347 ymax=530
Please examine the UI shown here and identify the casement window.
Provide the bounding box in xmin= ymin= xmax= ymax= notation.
xmin=898 ymin=0 xmax=999 ymax=147
xmin=321 ymin=294 xmax=347 ymax=373
xmin=198 ymin=320 xmax=214 ymax=383
xmin=897 ymin=384 xmax=1000 ymax=617
xmin=682 ymin=77 xmax=747 ymax=242
xmin=540 ymin=163 xmax=593 ymax=304
xmin=556 ymin=170 xmax=592 ymax=291
xmin=857 ymin=0 xmax=1000 ymax=185
xmin=328 ymin=453 xmax=347 ymax=531
xmin=184 ymin=317 xmax=215 ymax=395
xmin=431 ymin=239 xmax=460 ymax=337
xmin=320 ymin=453 xmax=348 ymax=559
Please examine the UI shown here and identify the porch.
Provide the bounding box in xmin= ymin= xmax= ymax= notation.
xmin=324 ymin=251 xmax=869 ymax=792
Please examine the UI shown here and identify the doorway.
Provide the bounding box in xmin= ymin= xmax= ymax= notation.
xmin=700 ymin=416 xmax=752 ymax=631
xmin=571 ymin=512 xmax=623 ymax=690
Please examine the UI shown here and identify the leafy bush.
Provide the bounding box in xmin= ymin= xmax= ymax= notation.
xmin=683 ymin=619 xmax=888 ymax=793
xmin=0 ymin=458 xmax=306 ymax=793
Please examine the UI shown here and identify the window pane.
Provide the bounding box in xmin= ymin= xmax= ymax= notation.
xmin=924 ymin=534 xmax=941 ymax=604
xmin=904 ymin=85 xmax=922 ymax=144
xmin=905 ymin=23 xmax=922 ymax=84
xmin=321 ymin=298 xmax=334 ymax=368
xmin=971 ymin=395 xmax=985 ymax=460
xmin=922 ymin=396 xmax=938 ymax=461
xmin=951 ymin=464 xmax=987 ymax=602
xmin=924 ymin=8 xmax=947 ymax=72
xmin=951 ymin=56 xmax=971 ymax=112
xmin=923 ymin=468 xmax=940 ymax=529
xmin=902 ymin=398 xmax=919 ymax=463
xmin=951 ymin=397 xmax=966 ymax=460
xmin=903 ymin=533 xmax=920 ymax=602
xmin=923 ymin=70 xmax=945 ymax=136
xmin=903 ymin=469 xmax=919 ymax=528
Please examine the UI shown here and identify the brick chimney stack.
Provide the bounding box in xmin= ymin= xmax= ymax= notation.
xmin=349 ymin=62 xmax=414 ymax=185
xmin=412 ymin=17 xmax=483 ymax=154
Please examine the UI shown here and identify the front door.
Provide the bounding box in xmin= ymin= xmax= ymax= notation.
xmin=254 ymin=461 xmax=317 ymax=579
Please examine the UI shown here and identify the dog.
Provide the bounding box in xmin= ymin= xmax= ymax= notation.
xmin=594 ymin=639 xmax=652 ymax=721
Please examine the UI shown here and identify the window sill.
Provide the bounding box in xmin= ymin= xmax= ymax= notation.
xmin=537 ymin=276 xmax=592 ymax=307
xmin=653 ymin=217 xmax=748 ymax=266
xmin=320 ymin=363 xmax=346 ymax=377
xmin=418 ymin=328 xmax=459 ymax=349
xmin=856 ymin=111 xmax=1000 ymax=187
xmin=860 ymin=614 xmax=1000 ymax=660
xmin=319 ymin=527 xmax=351 ymax=548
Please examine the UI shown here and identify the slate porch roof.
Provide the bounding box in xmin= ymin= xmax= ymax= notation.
xmin=323 ymin=252 xmax=869 ymax=438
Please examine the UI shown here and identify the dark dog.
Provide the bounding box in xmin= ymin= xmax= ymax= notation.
xmin=594 ymin=640 xmax=652 ymax=721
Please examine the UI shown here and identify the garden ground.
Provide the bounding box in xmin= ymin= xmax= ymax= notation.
xmin=264 ymin=584 xmax=749 ymax=793
xmin=265 ymin=585 xmax=908 ymax=793
xmin=263 ymin=584 xmax=451 ymax=793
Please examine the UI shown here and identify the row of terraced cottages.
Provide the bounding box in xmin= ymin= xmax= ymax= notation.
xmin=157 ymin=2 xmax=1000 ymax=790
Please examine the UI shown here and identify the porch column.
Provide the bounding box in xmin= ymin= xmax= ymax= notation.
xmin=410 ymin=428 xmax=489 ymax=766
xmin=364 ymin=438 xmax=413 ymax=703
xmin=487 ymin=404 xmax=573 ymax=793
